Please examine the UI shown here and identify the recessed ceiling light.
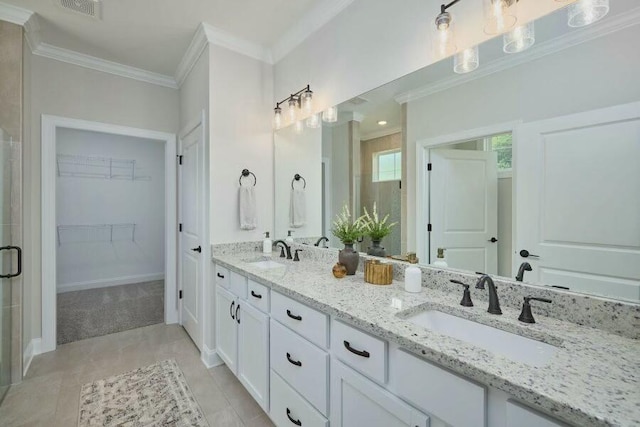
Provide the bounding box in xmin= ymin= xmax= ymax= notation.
xmin=377 ymin=120 xmax=387 ymax=126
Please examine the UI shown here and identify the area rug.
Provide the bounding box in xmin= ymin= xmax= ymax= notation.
xmin=78 ymin=359 xmax=209 ymax=426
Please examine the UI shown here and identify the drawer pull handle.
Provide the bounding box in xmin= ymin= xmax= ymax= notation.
xmin=286 ymin=352 xmax=302 ymax=367
xmin=217 ymin=273 xmax=225 ymax=279
xmin=236 ymin=304 xmax=241 ymax=324
xmin=230 ymin=301 xmax=235 ymax=320
xmin=286 ymin=309 xmax=302 ymax=321
xmin=344 ymin=340 xmax=370 ymax=358
xmin=286 ymin=408 xmax=302 ymax=426
xmin=251 ymin=290 xmax=263 ymax=299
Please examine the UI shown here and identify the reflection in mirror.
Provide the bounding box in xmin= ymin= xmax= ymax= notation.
xmin=273 ymin=1 xmax=640 ymax=302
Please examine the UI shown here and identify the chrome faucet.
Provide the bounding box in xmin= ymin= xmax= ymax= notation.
xmin=314 ymin=236 xmax=329 ymax=247
xmin=515 ymin=262 xmax=532 ymax=282
xmin=475 ymin=275 xmax=502 ymax=315
xmin=273 ymin=240 xmax=292 ymax=259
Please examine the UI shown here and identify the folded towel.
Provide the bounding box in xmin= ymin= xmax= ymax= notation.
xmin=239 ymin=186 xmax=257 ymax=230
xmin=290 ymin=187 xmax=306 ymax=228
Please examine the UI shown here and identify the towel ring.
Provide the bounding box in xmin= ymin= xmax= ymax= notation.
xmin=291 ymin=173 xmax=306 ymax=189
xmin=239 ymin=169 xmax=257 ymax=186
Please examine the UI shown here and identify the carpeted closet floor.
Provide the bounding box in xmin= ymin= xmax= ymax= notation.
xmin=57 ymin=280 xmax=164 ymax=345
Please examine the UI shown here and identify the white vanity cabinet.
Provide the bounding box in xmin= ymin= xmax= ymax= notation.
xmin=506 ymin=400 xmax=568 ymax=427
xmin=331 ymin=359 xmax=430 ymax=427
xmin=238 ymin=301 xmax=269 ymax=411
xmin=215 ymin=285 xmax=239 ymax=374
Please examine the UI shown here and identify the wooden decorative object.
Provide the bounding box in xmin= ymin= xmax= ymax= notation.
xmin=364 ymin=260 xmax=393 ymax=285
xmin=332 ymin=263 xmax=347 ymax=278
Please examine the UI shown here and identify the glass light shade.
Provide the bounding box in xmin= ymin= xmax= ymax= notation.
xmin=288 ymin=97 xmax=299 ymax=123
xmin=503 ymin=22 xmax=535 ymax=54
xmin=322 ymin=106 xmax=338 ymax=123
xmin=294 ymin=120 xmax=304 ymax=134
xmin=301 ymin=89 xmax=313 ymax=115
xmin=273 ymin=107 xmax=283 ymax=130
xmin=454 ymin=46 xmax=479 ymax=74
xmin=306 ymin=113 xmax=320 ymax=129
xmin=568 ymin=0 xmax=610 ymax=27
xmin=483 ymin=0 xmax=517 ymax=35
xmin=434 ymin=11 xmax=456 ymax=58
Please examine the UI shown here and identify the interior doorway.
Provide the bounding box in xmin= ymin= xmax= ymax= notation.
xmin=41 ymin=116 xmax=177 ymax=353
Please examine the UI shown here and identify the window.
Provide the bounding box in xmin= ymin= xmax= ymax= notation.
xmin=487 ymin=133 xmax=512 ymax=170
xmin=373 ymin=149 xmax=402 ymax=182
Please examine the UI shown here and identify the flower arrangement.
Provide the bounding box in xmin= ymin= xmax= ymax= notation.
xmin=361 ymin=202 xmax=397 ymax=241
xmin=331 ymin=204 xmax=365 ymax=244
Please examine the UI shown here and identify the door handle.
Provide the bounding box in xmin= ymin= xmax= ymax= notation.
xmin=0 ymin=246 xmax=22 ymax=279
xmin=488 ymin=237 xmax=498 ymax=243
xmin=230 ymin=301 xmax=235 ymax=320
xmin=235 ymin=304 xmax=240 ymax=324
xmin=286 ymin=352 xmax=302 ymax=367
xmin=286 ymin=408 xmax=302 ymax=426
xmin=191 ymin=246 xmax=202 ymax=253
xmin=519 ymin=249 xmax=539 ymax=259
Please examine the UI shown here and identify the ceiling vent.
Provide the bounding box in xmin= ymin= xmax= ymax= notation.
xmin=348 ymin=96 xmax=369 ymax=105
xmin=56 ymin=0 xmax=102 ymax=19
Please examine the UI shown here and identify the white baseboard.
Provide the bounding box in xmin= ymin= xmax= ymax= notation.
xmin=57 ymin=273 xmax=165 ymax=293
xmin=23 ymin=338 xmax=42 ymax=376
xmin=201 ymin=344 xmax=224 ymax=369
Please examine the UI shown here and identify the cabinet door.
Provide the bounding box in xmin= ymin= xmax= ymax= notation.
xmin=332 ymin=360 xmax=430 ymax=427
xmin=238 ymin=301 xmax=270 ymax=411
xmin=506 ymin=400 xmax=567 ymax=427
xmin=215 ymin=286 xmax=238 ymax=374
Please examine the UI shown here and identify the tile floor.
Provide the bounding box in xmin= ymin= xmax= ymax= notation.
xmin=0 ymin=324 xmax=274 ymax=427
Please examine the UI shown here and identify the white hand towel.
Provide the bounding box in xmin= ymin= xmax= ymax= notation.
xmin=290 ymin=187 xmax=306 ymax=228
xmin=239 ymin=186 xmax=257 ymax=230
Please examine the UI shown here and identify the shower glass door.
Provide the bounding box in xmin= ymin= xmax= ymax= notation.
xmin=0 ymin=133 xmax=21 ymax=404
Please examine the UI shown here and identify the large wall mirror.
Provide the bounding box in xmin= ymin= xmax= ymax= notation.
xmin=274 ymin=1 xmax=640 ymax=303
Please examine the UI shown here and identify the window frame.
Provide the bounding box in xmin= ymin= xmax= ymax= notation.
xmin=372 ymin=148 xmax=402 ymax=182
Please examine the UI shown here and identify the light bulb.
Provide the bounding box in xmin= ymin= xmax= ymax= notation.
xmin=295 ymin=120 xmax=304 ymax=134
xmin=301 ymin=88 xmax=313 ymax=115
xmin=454 ymin=46 xmax=479 ymax=74
xmin=288 ymin=97 xmax=299 ymax=123
xmin=483 ymin=0 xmax=517 ymax=35
xmin=568 ymin=0 xmax=609 ymax=27
xmin=434 ymin=11 xmax=456 ymax=58
xmin=306 ymin=113 xmax=320 ymax=129
xmin=503 ymin=21 xmax=535 ymax=54
xmin=273 ymin=106 xmax=283 ymax=130
xmin=322 ymin=106 xmax=338 ymax=123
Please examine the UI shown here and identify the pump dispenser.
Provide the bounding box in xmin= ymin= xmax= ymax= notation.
xmin=432 ymin=248 xmax=448 ymax=268
xmin=263 ymin=232 xmax=272 ymax=255
xmin=285 ymin=230 xmax=295 ymax=244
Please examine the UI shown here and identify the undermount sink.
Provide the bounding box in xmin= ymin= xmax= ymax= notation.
xmin=248 ymin=260 xmax=286 ymax=269
xmin=405 ymin=310 xmax=559 ymax=367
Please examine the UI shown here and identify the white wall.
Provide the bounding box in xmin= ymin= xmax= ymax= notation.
xmin=56 ymin=128 xmax=165 ymax=292
xmin=23 ymin=52 xmax=179 ymax=344
xmin=274 ymin=124 xmax=322 ymax=240
xmin=406 ymin=24 xmax=640 ymax=252
xmin=209 ymin=45 xmax=274 ymax=244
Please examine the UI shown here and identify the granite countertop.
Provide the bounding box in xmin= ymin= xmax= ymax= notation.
xmin=212 ymin=252 xmax=640 ymax=427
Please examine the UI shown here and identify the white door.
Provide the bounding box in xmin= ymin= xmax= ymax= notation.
xmin=178 ymin=126 xmax=204 ymax=348
xmin=516 ymin=103 xmax=640 ymax=301
xmin=215 ymin=286 xmax=238 ymax=374
xmin=430 ymin=149 xmax=498 ymax=274
xmin=331 ymin=360 xmax=429 ymax=427
xmin=238 ymin=302 xmax=270 ymax=411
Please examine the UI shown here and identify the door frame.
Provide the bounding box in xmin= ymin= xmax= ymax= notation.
xmin=41 ymin=114 xmax=178 ymax=353
xmin=177 ymin=110 xmax=208 ymax=351
xmin=415 ymin=121 xmax=520 ymax=266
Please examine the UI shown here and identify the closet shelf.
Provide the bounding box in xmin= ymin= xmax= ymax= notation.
xmin=57 ymin=223 xmax=136 ymax=245
xmin=57 ymin=154 xmax=150 ymax=181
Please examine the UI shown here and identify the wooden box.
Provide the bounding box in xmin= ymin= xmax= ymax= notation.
xmin=364 ymin=260 xmax=393 ymax=285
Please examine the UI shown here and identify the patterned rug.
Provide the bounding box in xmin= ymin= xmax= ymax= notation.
xmin=78 ymin=359 xmax=209 ymax=426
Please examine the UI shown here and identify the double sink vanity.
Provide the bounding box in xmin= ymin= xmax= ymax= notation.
xmin=212 ymin=243 xmax=639 ymax=427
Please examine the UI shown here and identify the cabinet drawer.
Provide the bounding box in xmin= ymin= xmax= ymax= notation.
xmin=394 ymin=349 xmax=486 ymax=427
xmin=271 ymin=291 xmax=329 ymax=348
xmin=506 ymin=400 xmax=567 ymax=427
xmin=214 ymin=264 xmax=230 ymax=289
xmin=229 ymin=271 xmax=247 ymax=299
xmin=271 ymin=370 xmax=328 ymax=427
xmin=271 ymin=319 xmax=329 ymax=415
xmin=247 ymin=280 xmax=270 ymax=313
xmin=331 ymin=320 xmax=387 ymax=384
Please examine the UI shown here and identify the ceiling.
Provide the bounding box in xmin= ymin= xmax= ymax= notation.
xmin=4 ymin=0 xmax=324 ymax=76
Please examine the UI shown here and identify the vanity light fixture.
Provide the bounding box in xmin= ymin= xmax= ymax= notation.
xmin=288 ymin=97 xmax=299 ymax=123
xmin=306 ymin=113 xmax=321 ymax=129
xmin=294 ymin=120 xmax=304 ymax=134
xmin=273 ymin=84 xmax=314 ymax=129
xmin=273 ymin=106 xmax=283 ymax=130
xmin=503 ymin=21 xmax=535 ymax=53
xmin=567 ymin=0 xmax=609 ymax=28
xmin=322 ymin=106 xmax=338 ymax=123
xmin=454 ymin=45 xmax=479 ymax=74
xmin=483 ymin=0 xmax=518 ymax=35
xmin=434 ymin=0 xmax=460 ymax=58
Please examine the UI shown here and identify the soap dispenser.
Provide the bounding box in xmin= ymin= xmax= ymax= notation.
xmin=285 ymin=230 xmax=295 ymax=244
xmin=432 ymin=248 xmax=448 ymax=268
xmin=263 ymin=232 xmax=272 ymax=255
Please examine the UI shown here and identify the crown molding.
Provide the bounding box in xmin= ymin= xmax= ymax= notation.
xmin=0 ymin=1 xmax=33 ymax=25
xmin=361 ymin=126 xmax=402 ymax=142
xmin=203 ymin=22 xmax=272 ymax=64
xmin=31 ymin=42 xmax=178 ymax=89
xmin=395 ymin=7 xmax=640 ymax=104
xmin=271 ymin=0 xmax=356 ymax=63
xmin=24 ymin=14 xmax=41 ymax=51
xmin=175 ymin=23 xmax=209 ymax=87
